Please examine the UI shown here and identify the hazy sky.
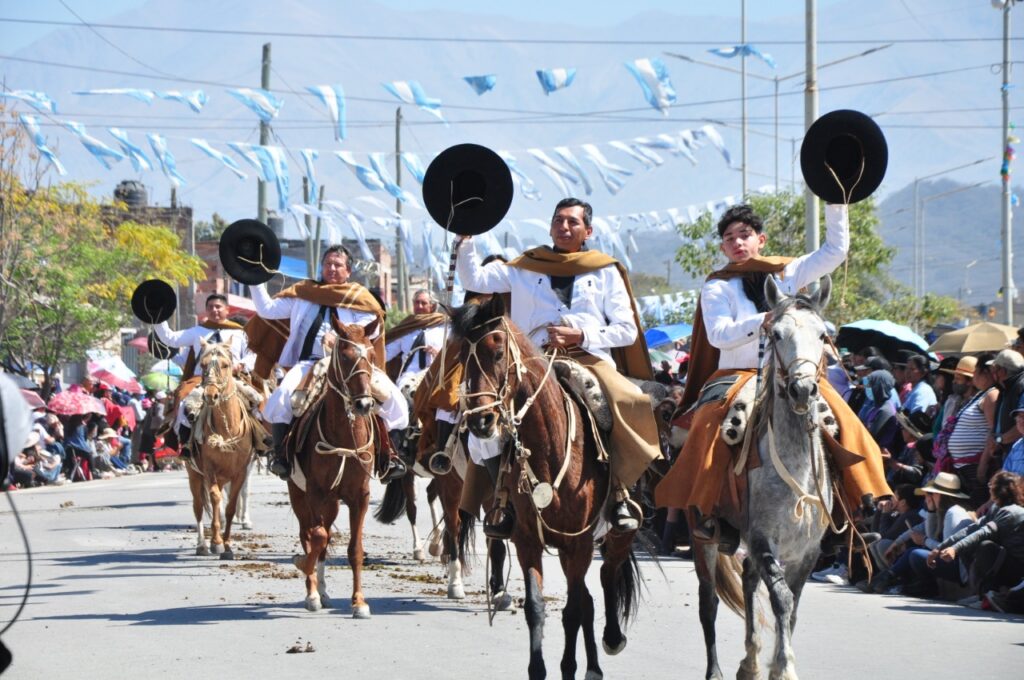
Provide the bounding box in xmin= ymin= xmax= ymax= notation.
xmin=0 ymin=0 xmax=849 ymax=53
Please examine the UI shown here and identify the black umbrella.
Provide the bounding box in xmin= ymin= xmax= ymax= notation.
xmin=836 ymin=319 xmax=931 ymax=364
xmin=1 ymin=371 xmax=39 ymax=391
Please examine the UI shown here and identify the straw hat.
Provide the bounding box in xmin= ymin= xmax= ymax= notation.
xmin=98 ymin=428 xmax=120 ymax=440
xmin=915 ymin=472 xmax=970 ymax=499
xmin=940 ymin=355 xmax=977 ymax=378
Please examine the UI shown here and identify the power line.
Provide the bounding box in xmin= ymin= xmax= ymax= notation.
xmin=0 ymin=17 xmax=1019 ymax=45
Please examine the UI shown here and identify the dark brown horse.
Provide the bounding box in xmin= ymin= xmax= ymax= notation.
xmin=452 ymin=294 xmax=642 ymax=680
xmin=287 ymin=316 xmax=379 ymax=616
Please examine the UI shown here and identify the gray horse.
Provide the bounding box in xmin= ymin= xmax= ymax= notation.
xmin=693 ymin=275 xmax=835 ymax=680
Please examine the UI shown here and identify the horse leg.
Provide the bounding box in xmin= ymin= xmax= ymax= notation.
xmin=188 ymin=468 xmax=209 ymax=556
xmin=287 ymin=482 xmax=321 ymax=611
xmin=219 ymin=467 xmax=248 ymax=561
xmin=208 ymin=478 xmax=225 ymax=555
xmin=445 ymin=525 xmax=465 ymax=600
xmin=737 ymin=556 xmax=763 ymax=680
xmin=784 ymin=552 xmax=818 ymax=637
xmin=234 ymin=461 xmax=253 ymax=529
xmin=406 ymin=475 xmax=426 ymax=562
xmin=519 ymin=551 xmax=547 ymax=680
xmin=440 ymin=477 xmax=465 ymax=600
xmin=599 ymin=531 xmax=634 ymax=658
xmin=317 ymin=500 xmax=340 ymax=607
xmin=426 ymin=480 xmax=444 ymax=557
xmin=753 ymin=543 xmax=798 ymax=680
xmin=695 ymin=542 xmax=724 ymax=680
xmin=300 ymin=523 xmax=329 ymax=612
xmin=560 ymin=545 xmax=598 ymax=680
xmin=348 ymin=485 xmax=371 ymax=619
xmin=489 ymin=539 xmax=513 ymax=610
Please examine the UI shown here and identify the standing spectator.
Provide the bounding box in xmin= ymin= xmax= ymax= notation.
xmin=903 ymin=354 xmax=938 ymax=415
xmin=940 ymin=353 xmax=998 ymax=505
xmin=892 ymin=351 xmax=914 ymax=405
xmin=860 ymin=370 xmax=902 ymax=454
xmin=981 ymin=349 xmax=1024 ymax=483
xmin=1002 ymin=408 xmax=1024 ymax=476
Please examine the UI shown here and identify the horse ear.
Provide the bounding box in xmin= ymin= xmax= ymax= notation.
xmin=362 ymin=316 xmax=381 ymax=339
xmin=486 ymin=293 xmax=507 ymax=319
xmin=437 ymin=301 xmax=455 ymax=319
xmin=763 ymin=274 xmax=784 ymax=309
xmin=811 ymin=275 xmax=832 ymax=312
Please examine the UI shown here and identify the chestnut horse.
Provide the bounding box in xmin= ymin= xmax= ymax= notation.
xmin=452 ymin=294 xmax=642 ymax=680
xmin=287 ymin=316 xmax=379 ymax=616
xmin=186 ymin=341 xmax=259 ymax=558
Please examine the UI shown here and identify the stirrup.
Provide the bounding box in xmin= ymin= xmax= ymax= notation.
xmin=381 ymin=457 xmax=407 ymax=483
xmin=428 ymin=451 xmax=453 ymax=475
xmin=611 ymin=499 xmax=640 ymax=533
xmin=483 ymin=504 xmax=515 ymax=540
xmin=269 ymin=456 xmax=290 ymax=480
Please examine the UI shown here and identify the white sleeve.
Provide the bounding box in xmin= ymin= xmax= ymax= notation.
xmin=154 ymin=322 xmax=202 ymax=349
xmin=250 ymin=283 xmax=294 ymax=320
xmin=702 ymin=280 xmax=765 ymax=350
xmin=578 ymin=267 xmax=638 ymax=351
xmin=778 ymin=204 xmax=849 ymax=294
xmin=456 ymin=238 xmax=512 ymax=294
xmin=237 ymin=332 xmax=256 ymax=371
xmin=385 ymin=338 xmax=405 ymax=362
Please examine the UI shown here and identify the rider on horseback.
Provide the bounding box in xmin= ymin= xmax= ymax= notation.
xmin=456 ymin=197 xmax=662 ymax=537
xmin=154 ymin=293 xmax=260 ymax=459
xmin=245 ymin=245 xmax=409 ymax=482
xmin=655 ymin=203 xmax=891 ymax=551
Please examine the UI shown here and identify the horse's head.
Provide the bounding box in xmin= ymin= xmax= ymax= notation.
xmin=198 ymin=340 xmax=234 ymax=402
xmin=764 ymin=275 xmax=832 ymax=415
xmin=327 ymin=315 xmax=378 ymax=417
xmin=451 ymin=294 xmax=510 ymax=439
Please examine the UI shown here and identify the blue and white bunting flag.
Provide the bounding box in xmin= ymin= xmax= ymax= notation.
xmin=300 ymin=149 xmax=319 ymax=204
xmin=147 ymin=134 xmax=186 ymax=187
xmin=463 ymin=74 xmax=497 ymax=95
xmin=381 ymin=81 xmax=446 ymax=124
xmin=306 ymin=84 xmax=347 ymax=141
xmin=1 ymin=90 xmax=57 ymax=114
xmin=335 ymin=151 xmax=387 ymax=192
xmin=536 ymin=68 xmax=576 ymax=95
xmin=191 ymin=139 xmax=247 ymax=180
xmin=322 ymin=199 xmax=366 ymax=222
xmin=624 ymin=57 xmax=677 ymax=115
xmin=527 ymin=148 xmax=579 ymax=197
xmin=696 ymin=125 xmax=732 ymax=165
xmin=157 ymin=90 xmax=207 ymax=113
xmin=254 ymin=145 xmax=290 ymax=212
xmin=580 ymin=143 xmax=631 ymax=195
xmin=397 ymin=218 xmax=415 ymax=264
xmin=227 ymin=88 xmax=283 ymax=122
xmin=18 ymin=114 xmax=65 ymax=175
xmin=73 ymin=88 xmax=154 ymax=104
xmin=368 ymin=152 xmax=422 ymax=207
xmin=228 ymin=142 xmax=273 ymax=182
xmin=64 ymin=121 xmax=125 ymax=169
xmin=608 ymin=140 xmax=663 ymax=169
xmin=498 ymin=152 xmax=542 ymax=201
xmin=344 ymin=214 xmax=374 ymax=260
xmin=108 ymin=127 xmax=152 ymax=172
xmin=553 ymin=147 xmax=593 ymax=196
xmin=708 ymin=44 xmax=777 ymax=69
xmin=634 ymin=133 xmax=696 ymax=164
xmin=399 ymin=152 xmax=426 ymax=183
xmin=355 ymin=195 xmax=401 ymax=219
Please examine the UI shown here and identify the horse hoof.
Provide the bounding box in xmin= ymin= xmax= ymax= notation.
xmin=195 ymin=545 xmax=210 ymax=557
xmin=317 ymin=594 xmax=331 ymax=607
xmin=602 ymin=635 xmax=627 ymax=656
xmin=219 ymin=549 xmax=234 ymax=561
xmin=352 ymin=604 xmax=371 ymax=619
xmin=413 ymin=548 xmax=427 ymax=563
xmin=291 ymin=554 xmax=305 ymax=571
xmin=210 ymin=542 xmax=225 ymax=555
xmin=238 ymin=521 xmax=253 ymax=530
xmin=584 ymin=671 xmax=604 ymax=680
xmin=304 ymin=596 xmax=322 ymax=612
xmin=428 ymin=540 xmax=442 ymax=558
xmin=491 ymin=590 xmax=514 ymax=611
xmin=447 ymin=584 xmax=465 ymax=600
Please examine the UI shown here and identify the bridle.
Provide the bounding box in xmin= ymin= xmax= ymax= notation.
xmin=325 ymin=332 xmax=374 ymax=422
xmin=200 ymin=346 xmax=237 ymax=405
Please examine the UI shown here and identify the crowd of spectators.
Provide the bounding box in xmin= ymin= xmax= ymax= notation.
xmin=5 ymin=376 xmax=176 ymax=489
xmin=810 ymin=329 xmax=1024 ymax=614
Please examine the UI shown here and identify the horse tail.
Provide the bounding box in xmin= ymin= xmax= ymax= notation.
xmin=373 ymin=479 xmax=408 ymax=525
xmin=457 ymin=508 xmax=476 ymax=563
xmin=608 ymin=543 xmax=643 ymax=626
xmin=715 ymin=553 xmax=746 ymax=618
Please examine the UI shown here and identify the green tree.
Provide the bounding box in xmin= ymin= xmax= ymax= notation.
xmin=674 ymin=191 xmax=961 ymax=330
xmin=195 ymin=212 xmax=229 ymax=242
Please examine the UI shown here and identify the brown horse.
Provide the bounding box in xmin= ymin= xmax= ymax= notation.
xmin=451 ymin=294 xmax=642 ymax=680
xmin=186 ymin=341 xmax=259 ymax=558
xmin=287 ymin=316 xmax=379 ymax=616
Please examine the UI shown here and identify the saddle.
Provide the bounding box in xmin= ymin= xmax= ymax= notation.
xmin=553 ymin=358 xmax=612 ymax=432
xmin=291 ymin=357 xmax=330 ymax=418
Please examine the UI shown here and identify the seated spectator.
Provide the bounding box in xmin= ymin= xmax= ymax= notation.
xmin=62 ymin=414 xmax=93 ymax=481
xmin=93 ymin=428 xmax=122 ymax=477
xmin=885 ymin=409 xmax=933 ymax=487
xmin=10 ymin=434 xmax=41 ymax=488
xmin=30 ymin=434 xmax=64 ymax=486
xmin=872 ymin=472 xmax=976 ymax=596
xmin=860 ymin=370 xmax=902 ymax=454
xmin=930 ymin=470 xmax=1024 ymax=600
xmin=892 ymin=351 xmax=915 ymax=405
xmin=903 ymin=354 xmax=938 ymax=414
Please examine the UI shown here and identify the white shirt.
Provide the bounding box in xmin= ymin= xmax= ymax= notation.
xmin=250 ymin=283 xmax=379 ymax=367
xmin=386 ymin=323 xmax=448 ymax=378
xmin=456 ymin=240 xmax=637 ymax=366
xmin=155 ymin=322 xmax=253 ymax=375
xmin=703 ymin=204 xmax=849 ymax=371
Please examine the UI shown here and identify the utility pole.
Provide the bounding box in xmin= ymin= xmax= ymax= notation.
xmin=393 ymin=107 xmax=405 ymax=311
xmin=804 ymin=0 xmax=820 ymax=254
xmin=303 ymin=177 xmax=314 ymax=278
xmin=257 ymin=43 xmax=271 ymax=224
xmin=740 ymin=0 xmax=747 ymax=197
xmin=665 ymin=259 xmax=672 ymax=287
xmin=1000 ymin=1 xmax=1016 ymax=324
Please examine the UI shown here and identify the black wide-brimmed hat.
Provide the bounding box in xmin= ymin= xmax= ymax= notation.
xmin=219 ymin=219 xmax=281 ymax=285
xmin=147 ymin=331 xmax=178 ymax=360
xmin=801 ymin=109 xmax=887 ymax=204
xmin=131 ymin=279 xmax=176 ymax=324
xmin=422 ymin=143 xmax=514 ymax=236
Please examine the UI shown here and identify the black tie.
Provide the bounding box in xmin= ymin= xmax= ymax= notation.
xmin=411 ymin=330 xmax=428 ymax=369
xmin=299 ymin=305 xmax=330 ymax=361
xmin=209 ymin=330 xmax=222 ymax=343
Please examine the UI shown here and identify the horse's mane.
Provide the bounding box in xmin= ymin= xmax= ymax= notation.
xmin=450 ymin=299 xmax=492 ymax=341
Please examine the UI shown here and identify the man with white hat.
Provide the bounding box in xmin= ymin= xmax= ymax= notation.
xmin=981 ymin=349 xmax=1024 ymax=482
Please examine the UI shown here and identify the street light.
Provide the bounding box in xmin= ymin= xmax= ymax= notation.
xmin=992 ymin=0 xmax=1018 ymax=323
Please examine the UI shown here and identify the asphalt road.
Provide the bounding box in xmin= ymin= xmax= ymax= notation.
xmin=0 ymin=470 xmax=1020 ymax=679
